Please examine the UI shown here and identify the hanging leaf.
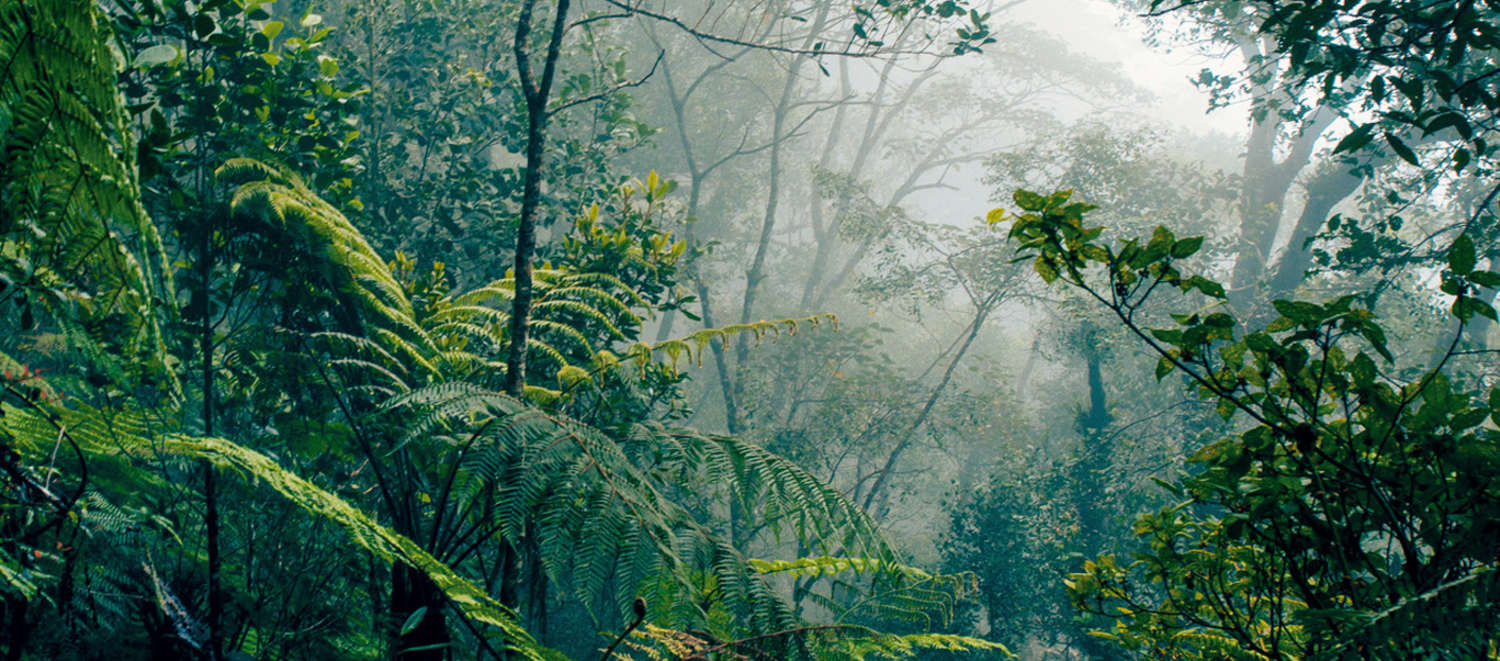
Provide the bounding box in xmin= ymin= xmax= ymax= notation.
xmin=1332 ymin=123 xmax=1375 ymax=154
xmin=135 ymin=44 xmax=179 ymax=68
xmin=1450 ymin=233 xmax=1476 ymax=275
xmin=1384 ymin=132 xmax=1420 ymax=165
xmin=399 ymin=607 xmax=429 ymax=637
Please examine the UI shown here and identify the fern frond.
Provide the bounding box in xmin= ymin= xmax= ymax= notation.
xmin=532 ymin=300 xmax=628 ymax=340
xmin=0 ymin=0 xmax=174 ymax=389
xmin=1166 ymin=630 xmax=1273 ymax=660
xmin=161 ymin=435 xmax=552 ymax=660
xmin=822 ymin=631 xmax=1015 ymax=660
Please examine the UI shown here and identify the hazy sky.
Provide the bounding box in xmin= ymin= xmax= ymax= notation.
xmin=906 ymin=0 xmax=1248 ymax=223
xmin=1012 ymin=0 xmax=1248 ymax=137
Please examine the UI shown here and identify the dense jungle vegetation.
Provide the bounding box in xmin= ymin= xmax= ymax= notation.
xmin=2 ymin=0 xmax=1500 ymax=658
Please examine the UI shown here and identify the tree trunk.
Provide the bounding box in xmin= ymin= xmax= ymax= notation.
xmin=494 ymin=9 xmax=572 ymax=658
xmin=861 ymin=293 xmax=998 ymax=514
xmin=391 ymin=562 xmax=450 ymax=661
xmin=1072 ymin=350 xmax=1111 ymax=555
xmin=1263 ymin=165 xmax=1365 ymax=308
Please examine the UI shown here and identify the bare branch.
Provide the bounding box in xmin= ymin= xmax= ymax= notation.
xmin=548 ymin=50 xmax=665 ymax=117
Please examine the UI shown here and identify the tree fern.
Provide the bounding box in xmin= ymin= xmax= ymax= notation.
xmin=625 ymin=623 xmax=1014 ymax=660
xmin=160 ymin=434 xmax=554 ymax=659
xmin=212 ymin=155 xmax=977 ymax=656
xmin=0 ymin=0 xmax=171 ymax=383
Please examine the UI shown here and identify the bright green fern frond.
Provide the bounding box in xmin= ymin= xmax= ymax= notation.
xmin=749 ymin=556 xmax=931 ymax=581
xmin=527 ymin=319 xmax=595 ymax=356
xmin=820 ymin=631 xmax=1014 ymax=660
xmin=541 ymin=285 xmax=640 ymax=324
xmin=531 ymin=300 xmax=628 ymax=341
xmin=1166 ymin=630 xmax=1274 ymax=660
xmin=220 ymin=159 xmax=450 ymax=369
xmin=450 ymin=284 xmax=514 ymax=307
xmin=0 ymin=0 xmax=173 ymax=387
xmin=160 ymin=435 xmax=551 ymax=660
xmin=558 ymin=271 xmax=648 ymax=308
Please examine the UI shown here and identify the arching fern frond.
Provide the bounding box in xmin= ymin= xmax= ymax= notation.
xmin=628 ymin=623 xmax=1014 ymax=660
xmin=384 ymin=384 xmax=905 ymax=646
xmin=218 ymin=159 xmax=445 ymax=378
xmin=160 ymin=435 xmax=552 ymax=660
xmin=0 ymin=0 xmax=172 ymax=386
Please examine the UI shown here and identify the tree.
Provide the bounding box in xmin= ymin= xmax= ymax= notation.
xmin=0 ymin=0 xmax=1014 ymax=658
xmin=1001 ymin=187 xmax=1500 ymax=658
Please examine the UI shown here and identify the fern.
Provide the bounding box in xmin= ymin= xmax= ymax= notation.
xmin=626 ymin=623 xmax=1013 ymax=660
xmin=820 ymin=631 xmax=1014 ymax=660
xmin=159 ymin=435 xmax=555 ymax=660
xmin=214 ymin=158 xmax=968 ymax=656
xmin=0 ymin=0 xmax=172 ymax=385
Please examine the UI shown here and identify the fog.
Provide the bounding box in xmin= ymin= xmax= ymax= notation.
xmin=17 ymin=0 xmax=1493 ymax=657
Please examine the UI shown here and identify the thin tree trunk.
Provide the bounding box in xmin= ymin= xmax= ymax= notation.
xmin=1072 ymin=351 xmax=1111 ymax=556
xmin=1227 ymin=37 xmax=1339 ymax=313
xmin=193 ymin=33 xmax=224 ymax=651
xmin=723 ymin=8 xmax=829 ymax=430
xmin=734 ymin=63 xmax=802 ymax=366
xmin=505 ymin=0 xmax=571 ymax=398
xmin=861 ymin=293 xmax=999 ymax=513
xmin=489 ymin=8 xmax=572 ymax=657
xmin=799 ymin=59 xmax=854 ymax=309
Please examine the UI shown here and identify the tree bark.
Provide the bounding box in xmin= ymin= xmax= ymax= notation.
xmin=505 ymin=0 xmax=570 ymax=399
xmin=496 ymin=1 xmax=570 ymax=651
xmin=1263 ymin=165 xmax=1365 ymax=307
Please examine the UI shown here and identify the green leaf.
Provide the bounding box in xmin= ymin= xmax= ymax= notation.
xmin=1361 ymin=323 xmax=1392 ymax=362
xmin=1453 ymin=408 xmax=1490 ymax=430
xmin=1216 ymin=398 xmax=1235 ymax=420
xmin=1450 ymin=233 xmax=1476 ymax=275
xmin=400 ymin=607 xmax=429 ymax=636
xmin=1170 ymin=236 xmax=1204 ymax=259
xmin=1454 ymin=148 xmax=1472 ymax=173
xmin=1468 ymin=271 xmax=1500 ymax=288
xmin=1013 ymin=189 xmax=1046 ymax=212
xmin=194 ymin=13 xmax=215 ymax=37
xmin=1034 ymin=256 xmax=1058 ymax=283
xmin=135 ymin=44 xmax=179 ymax=68
xmin=1156 ymin=356 xmax=1175 ymax=380
xmin=1149 ymin=477 xmax=1184 ymax=497
xmin=1272 ymin=300 xmax=1322 ymax=324
xmin=1454 ymin=296 xmax=1496 ymax=321
xmin=1350 ymin=353 xmax=1376 ymax=387
xmin=1203 ymin=312 xmax=1235 ymax=328
xmin=1333 ymin=123 xmax=1375 ymax=154
xmin=1184 ymin=275 xmax=1225 ymax=299
xmin=1425 ymin=112 xmax=1472 ymax=139
xmin=1385 ymin=132 xmax=1420 ymax=165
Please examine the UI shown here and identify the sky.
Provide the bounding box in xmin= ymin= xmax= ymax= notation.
xmin=1010 ymin=0 xmax=1248 ymax=138
xmin=905 ymin=0 xmax=1249 ymax=223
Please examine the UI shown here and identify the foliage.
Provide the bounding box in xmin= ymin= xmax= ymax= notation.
xmin=0 ymin=0 xmax=171 ymax=373
xmin=1000 ymin=187 xmax=1500 ymax=658
xmin=0 ymin=0 xmax=1000 ymax=656
xmin=166 ymin=434 xmax=550 ymax=659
